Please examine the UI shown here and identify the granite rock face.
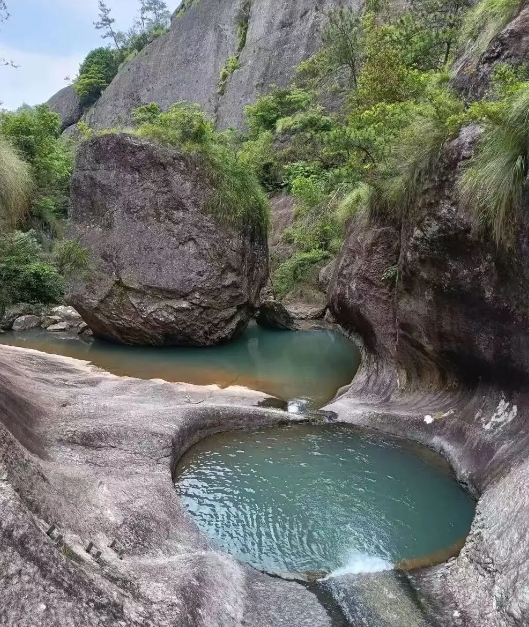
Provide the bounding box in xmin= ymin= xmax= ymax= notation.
xmin=80 ymin=0 xmax=359 ymax=132
xmin=68 ymin=133 xmax=268 ymax=346
xmin=46 ymin=85 xmax=83 ymax=131
xmin=325 ymin=127 xmax=529 ymax=627
xmin=329 ymin=124 xmax=529 ymax=390
xmin=0 ymin=345 xmax=332 ymax=627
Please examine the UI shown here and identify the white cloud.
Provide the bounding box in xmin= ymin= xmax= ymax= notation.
xmin=1 ymin=47 xmax=84 ymax=110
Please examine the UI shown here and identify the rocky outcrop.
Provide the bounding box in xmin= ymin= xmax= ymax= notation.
xmin=1 ymin=304 xmax=88 ymax=335
xmin=256 ymin=300 xmax=297 ymax=330
xmin=453 ymin=1 xmax=529 ymax=99
xmin=46 ymin=85 xmax=83 ymax=132
xmin=324 ymin=121 xmax=529 ymax=626
xmin=78 ymin=0 xmax=358 ymax=131
xmin=68 ymin=133 xmax=268 ymax=346
xmin=0 ymin=345 xmax=333 ymax=627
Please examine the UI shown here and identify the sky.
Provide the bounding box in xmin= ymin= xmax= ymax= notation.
xmin=0 ymin=0 xmax=181 ymax=110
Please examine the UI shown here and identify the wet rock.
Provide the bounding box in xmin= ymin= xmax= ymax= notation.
xmin=12 ymin=315 xmax=41 ymax=332
xmin=0 ymin=345 xmax=331 ymax=627
xmin=319 ymin=571 xmax=428 ymax=627
xmin=46 ymin=323 xmax=69 ymax=332
xmin=68 ymin=133 xmax=268 ymax=346
xmin=326 ymin=123 xmax=529 ymax=626
xmin=257 ymin=300 xmax=297 ymax=330
xmin=51 ymin=306 xmax=82 ymax=322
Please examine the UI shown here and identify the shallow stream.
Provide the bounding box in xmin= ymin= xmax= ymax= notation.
xmin=0 ymin=323 xmax=360 ymax=407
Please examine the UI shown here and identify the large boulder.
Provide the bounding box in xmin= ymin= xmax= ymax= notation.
xmin=46 ymin=85 xmax=83 ymax=132
xmin=68 ymin=133 xmax=268 ymax=346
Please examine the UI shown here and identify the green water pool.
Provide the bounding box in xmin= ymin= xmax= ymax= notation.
xmin=175 ymin=423 xmax=475 ymax=577
xmin=0 ymin=322 xmax=360 ymax=407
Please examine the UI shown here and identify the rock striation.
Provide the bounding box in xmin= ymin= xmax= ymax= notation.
xmin=68 ymin=133 xmax=268 ymax=346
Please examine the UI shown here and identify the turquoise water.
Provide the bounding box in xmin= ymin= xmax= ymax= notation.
xmin=175 ymin=424 xmax=475 ymax=576
xmin=0 ymin=323 xmax=360 ymax=407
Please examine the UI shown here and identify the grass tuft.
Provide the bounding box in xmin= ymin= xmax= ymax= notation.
xmin=459 ymin=84 xmax=529 ymax=248
xmin=459 ymin=0 xmax=522 ymax=59
xmin=0 ymin=136 xmax=33 ymax=230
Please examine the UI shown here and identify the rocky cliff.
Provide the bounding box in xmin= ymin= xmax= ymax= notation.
xmin=323 ymin=8 xmax=529 ymax=627
xmin=49 ymin=0 xmax=358 ymax=132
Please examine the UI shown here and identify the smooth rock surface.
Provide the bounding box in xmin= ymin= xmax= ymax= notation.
xmin=0 ymin=345 xmax=333 ymax=627
xmin=80 ymin=0 xmax=360 ymax=131
xmin=68 ymin=133 xmax=268 ymax=346
xmin=325 ymin=124 xmax=529 ymax=626
xmin=46 ymin=85 xmax=83 ymax=131
xmin=320 ymin=572 xmax=427 ymax=627
xmin=12 ymin=315 xmax=42 ymax=332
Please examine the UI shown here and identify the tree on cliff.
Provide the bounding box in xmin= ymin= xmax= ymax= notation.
xmin=94 ymin=0 xmax=123 ymax=51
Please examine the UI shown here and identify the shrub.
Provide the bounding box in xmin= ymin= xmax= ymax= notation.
xmin=0 ymin=231 xmax=64 ymax=313
xmin=368 ymin=87 xmax=464 ymax=219
xmin=0 ymin=105 xmax=73 ymax=233
xmin=134 ymin=102 xmax=270 ymax=238
xmin=218 ymin=56 xmax=239 ymax=95
xmin=335 ymin=182 xmax=372 ymax=227
xmin=238 ymin=130 xmax=282 ymax=192
xmin=53 ymin=239 xmax=90 ymax=278
xmin=0 ymin=135 xmax=33 ymax=229
xmin=459 ymin=83 xmax=529 ymax=248
xmin=245 ymin=86 xmax=313 ymax=135
xmin=274 ymin=250 xmax=331 ymax=300
xmin=74 ymin=47 xmax=121 ymax=106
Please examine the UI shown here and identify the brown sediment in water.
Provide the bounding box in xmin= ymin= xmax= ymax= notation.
xmin=397 ymin=536 xmax=467 ymax=572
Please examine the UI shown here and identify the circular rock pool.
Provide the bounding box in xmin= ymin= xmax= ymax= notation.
xmin=174 ymin=424 xmax=475 ymax=577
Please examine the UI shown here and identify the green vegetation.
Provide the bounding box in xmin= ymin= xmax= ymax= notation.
xmin=0 ymin=231 xmax=64 ymax=315
xmin=459 ymin=0 xmax=522 ymax=58
xmin=75 ymin=0 xmax=171 ymax=109
xmin=459 ymin=83 xmax=529 ymax=247
xmin=218 ymin=56 xmax=239 ymax=95
xmin=134 ymin=102 xmax=269 ymax=239
xmin=234 ymin=0 xmax=528 ymax=299
xmin=0 ymin=107 xmax=87 ymax=312
xmin=0 ymin=105 xmax=73 ymax=234
xmin=0 ymin=135 xmax=32 ymax=229
xmin=74 ymin=47 xmax=121 ymax=106
xmin=237 ymin=1 xmax=251 ymax=52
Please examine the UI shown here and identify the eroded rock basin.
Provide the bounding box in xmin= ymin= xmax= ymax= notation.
xmin=174 ymin=423 xmax=475 ymax=579
xmin=0 ymin=323 xmax=360 ymax=408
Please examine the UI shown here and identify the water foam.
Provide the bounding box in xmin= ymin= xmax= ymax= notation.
xmin=325 ymin=552 xmax=393 ymax=579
